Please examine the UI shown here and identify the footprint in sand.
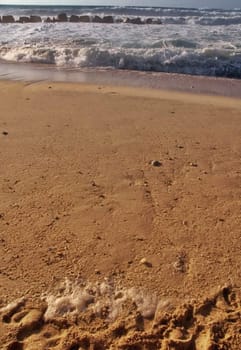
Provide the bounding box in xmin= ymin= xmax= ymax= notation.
xmin=1 ymin=301 xmax=61 ymax=350
xmin=1 ymin=285 xmax=241 ymax=350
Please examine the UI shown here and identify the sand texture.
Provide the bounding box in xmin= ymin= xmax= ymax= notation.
xmin=0 ymin=81 xmax=241 ymax=349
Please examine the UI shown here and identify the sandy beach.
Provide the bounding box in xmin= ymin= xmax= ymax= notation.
xmin=0 ymin=80 xmax=241 ymax=349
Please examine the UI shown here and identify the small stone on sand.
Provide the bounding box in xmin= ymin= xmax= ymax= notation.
xmin=151 ymin=160 xmax=162 ymax=167
xmin=140 ymin=258 xmax=152 ymax=267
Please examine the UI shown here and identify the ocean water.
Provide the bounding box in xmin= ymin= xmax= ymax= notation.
xmin=0 ymin=5 xmax=241 ymax=78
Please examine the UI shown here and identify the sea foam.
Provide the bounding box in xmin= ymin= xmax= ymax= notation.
xmin=43 ymin=278 xmax=160 ymax=321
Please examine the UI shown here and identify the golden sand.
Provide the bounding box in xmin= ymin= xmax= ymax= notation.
xmin=0 ymin=81 xmax=241 ymax=349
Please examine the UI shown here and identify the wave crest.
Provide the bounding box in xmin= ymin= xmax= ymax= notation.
xmin=1 ymin=45 xmax=241 ymax=78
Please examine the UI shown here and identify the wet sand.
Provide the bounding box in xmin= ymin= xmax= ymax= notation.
xmin=1 ymin=61 xmax=241 ymax=98
xmin=0 ymin=80 xmax=241 ymax=349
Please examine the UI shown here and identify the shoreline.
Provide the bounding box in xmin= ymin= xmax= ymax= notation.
xmin=0 ymin=80 xmax=241 ymax=349
xmin=1 ymin=61 xmax=241 ymax=98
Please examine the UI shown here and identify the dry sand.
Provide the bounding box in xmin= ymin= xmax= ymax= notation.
xmin=0 ymin=80 xmax=241 ymax=349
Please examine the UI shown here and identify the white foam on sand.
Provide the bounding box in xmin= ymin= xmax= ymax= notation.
xmin=0 ymin=278 xmax=174 ymax=323
xmin=43 ymin=278 xmax=162 ymax=321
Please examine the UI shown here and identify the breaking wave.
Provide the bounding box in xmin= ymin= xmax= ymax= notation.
xmin=1 ymin=45 xmax=241 ymax=78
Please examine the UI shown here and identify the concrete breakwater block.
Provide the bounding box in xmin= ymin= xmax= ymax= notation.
xmin=57 ymin=13 xmax=68 ymax=22
xmin=79 ymin=15 xmax=91 ymax=22
xmin=29 ymin=15 xmax=42 ymax=23
xmin=1 ymin=15 xmax=15 ymax=23
xmin=103 ymin=16 xmax=114 ymax=23
xmin=18 ymin=16 xmax=30 ymax=23
xmin=69 ymin=15 xmax=80 ymax=22
xmin=125 ymin=17 xmax=144 ymax=24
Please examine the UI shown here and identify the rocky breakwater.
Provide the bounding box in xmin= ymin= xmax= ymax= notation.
xmin=48 ymin=13 xmax=120 ymax=23
xmin=0 ymin=15 xmax=42 ymax=23
xmin=0 ymin=13 xmax=162 ymax=25
xmin=124 ymin=17 xmax=162 ymax=24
